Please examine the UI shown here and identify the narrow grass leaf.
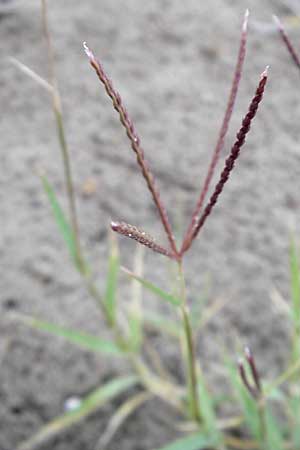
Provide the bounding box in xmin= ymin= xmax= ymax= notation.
xmin=265 ymin=408 xmax=285 ymax=450
xmin=17 ymin=376 xmax=138 ymax=450
xmin=16 ymin=314 xmax=123 ymax=355
xmin=290 ymin=394 xmax=300 ymax=448
xmin=10 ymin=57 xmax=53 ymax=92
xmin=290 ymin=238 xmax=300 ymax=325
xmin=196 ymin=372 xmax=220 ymax=442
xmin=290 ymin=238 xmax=300 ymax=364
xmin=104 ymin=232 xmax=120 ymax=325
xmin=41 ymin=175 xmax=78 ymax=267
xmin=153 ymin=432 xmax=215 ymax=450
xmin=265 ymin=357 xmax=300 ymax=395
xmin=95 ymin=391 xmax=151 ymax=449
xmin=121 ymin=267 xmax=181 ymax=307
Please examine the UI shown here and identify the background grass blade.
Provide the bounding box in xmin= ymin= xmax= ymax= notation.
xmin=196 ymin=371 xmax=221 ymax=444
xmin=153 ymin=432 xmax=215 ymax=450
xmin=15 ymin=313 xmax=124 ymax=355
xmin=41 ymin=175 xmax=78 ymax=268
xmin=121 ymin=267 xmax=181 ymax=307
xmin=104 ymin=232 xmax=120 ymax=325
xmin=264 ymin=408 xmax=285 ymax=450
xmin=290 ymin=238 xmax=300 ymax=364
xmin=290 ymin=395 xmax=300 ymax=448
xmin=95 ymin=391 xmax=151 ymax=449
xmin=16 ymin=376 xmax=138 ymax=450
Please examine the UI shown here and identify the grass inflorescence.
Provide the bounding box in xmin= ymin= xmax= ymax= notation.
xmin=8 ymin=3 xmax=300 ymax=450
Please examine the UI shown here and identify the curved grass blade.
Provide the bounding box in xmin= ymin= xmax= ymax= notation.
xmin=41 ymin=174 xmax=78 ymax=268
xmin=121 ymin=267 xmax=181 ymax=307
xmin=14 ymin=313 xmax=123 ymax=355
xmin=196 ymin=371 xmax=220 ymax=443
xmin=264 ymin=409 xmax=284 ymax=450
xmin=95 ymin=391 xmax=151 ymax=449
xmin=153 ymin=432 xmax=216 ymax=450
xmin=289 ymin=394 xmax=300 ymax=449
xmin=265 ymin=357 xmax=300 ymax=395
xmin=16 ymin=376 xmax=138 ymax=450
xmin=290 ymin=238 xmax=300 ymax=364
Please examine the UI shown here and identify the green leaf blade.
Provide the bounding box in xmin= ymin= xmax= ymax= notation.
xmin=121 ymin=267 xmax=181 ymax=307
xmin=263 ymin=408 xmax=285 ymax=450
xmin=16 ymin=314 xmax=124 ymax=355
xmin=153 ymin=432 xmax=215 ymax=450
xmin=41 ymin=175 xmax=78 ymax=267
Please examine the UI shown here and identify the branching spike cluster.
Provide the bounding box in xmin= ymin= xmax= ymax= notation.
xmin=181 ymin=67 xmax=268 ymax=254
xmin=181 ymin=9 xmax=249 ymax=254
xmin=83 ymin=42 xmax=178 ymax=257
xmin=111 ymin=221 xmax=174 ymax=259
xmin=84 ymin=11 xmax=269 ymax=260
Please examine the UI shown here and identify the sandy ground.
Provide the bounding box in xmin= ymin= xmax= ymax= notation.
xmin=1 ymin=0 xmax=300 ymax=449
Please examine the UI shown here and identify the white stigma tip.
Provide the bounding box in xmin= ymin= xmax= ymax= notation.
xmin=111 ymin=221 xmax=119 ymax=228
xmin=243 ymin=9 xmax=250 ymax=32
xmin=244 ymin=346 xmax=251 ymax=357
xmin=273 ymin=15 xmax=283 ymax=30
xmin=83 ymin=41 xmax=93 ymax=59
xmin=261 ymin=65 xmax=269 ymax=79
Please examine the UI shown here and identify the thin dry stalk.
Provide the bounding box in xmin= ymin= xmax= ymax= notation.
xmin=84 ymin=42 xmax=178 ymax=258
xmin=41 ymin=0 xmax=84 ymax=272
xmin=181 ymin=10 xmax=249 ymax=254
xmin=111 ymin=221 xmax=174 ymax=259
xmin=273 ymin=15 xmax=300 ymax=71
xmin=181 ymin=68 xmax=268 ymax=253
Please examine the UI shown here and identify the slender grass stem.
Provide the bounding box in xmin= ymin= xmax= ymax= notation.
xmin=82 ymin=272 xmax=184 ymax=411
xmin=41 ymin=0 xmax=85 ymax=274
xmin=177 ymin=261 xmax=202 ymax=423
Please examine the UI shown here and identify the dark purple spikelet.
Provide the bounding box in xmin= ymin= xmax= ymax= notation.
xmin=111 ymin=221 xmax=175 ymax=259
xmin=83 ymin=42 xmax=178 ymax=258
xmin=238 ymin=358 xmax=258 ymax=399
xmin=181 ymin=10 xmax=249 ymax=254
xmin=181 ymin=67 xmax=268 ymax=254
xmin=245 ymin=346 xmax=261 ymax=393
xmin=238 ymin=347 xmax=262 ymax=399
xmin=273 ymin=15 xmax=300 ymax=71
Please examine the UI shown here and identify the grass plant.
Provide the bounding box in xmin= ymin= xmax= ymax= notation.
xmin=9 ymin=3 xmax=300 ymax=450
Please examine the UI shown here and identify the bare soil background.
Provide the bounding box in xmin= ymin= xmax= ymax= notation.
xmin=1 ymin=0 xmax=300 ymax=449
